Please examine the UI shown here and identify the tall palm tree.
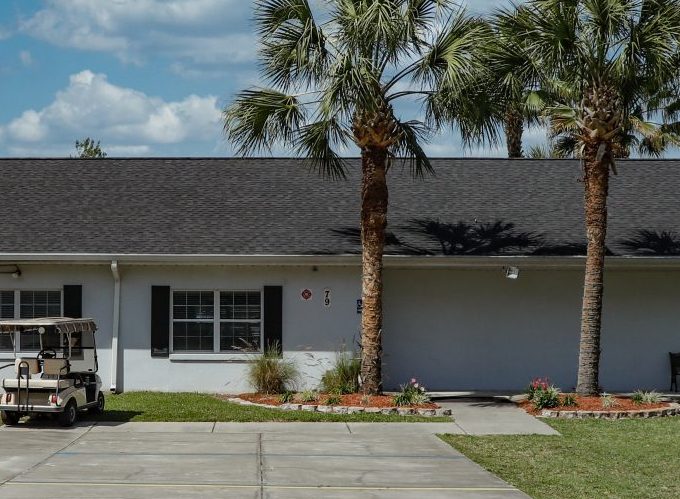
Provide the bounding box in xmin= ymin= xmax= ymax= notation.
xmin=224 ymin=0 xmax=492 ymax=394
xmin=501 ymin=0 xmax=680 ymax=395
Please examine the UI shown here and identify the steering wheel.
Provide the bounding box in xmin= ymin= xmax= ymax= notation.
xmin=37 ymin=348 xmax=57 ymax=359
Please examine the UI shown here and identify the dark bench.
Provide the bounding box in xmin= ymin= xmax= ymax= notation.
xmin=671 ymin=352 xmax=680 ymax=392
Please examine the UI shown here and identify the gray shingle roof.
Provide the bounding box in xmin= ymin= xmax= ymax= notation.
xmin=0 ymin=157 xmax=678 ymax=257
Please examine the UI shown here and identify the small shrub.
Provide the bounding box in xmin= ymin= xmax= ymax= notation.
xmin=632 ymin=390 xmax=661 ymax=405
xmin=325 ymin=394 xmax=342 ymax=405
xmin=278 ymin=390 xmax=294 ymax=404
xmin=320 ymin=352 xmax=361 ymax=394
xmin=631 ymin=390 xmax=644 ymax=405
xmin=392 ymin=378 xmax=430 ymax=407
xmin=532 ymin=385 xmax=561 ymax=410
xmin=527 ymin=377 xmax=550 ymax=402
xmin=246 ymin=344 xmax=298 ymax=394
xmin=561 ymin=394 xmax=578 ymax=407
xmin=601 ymin=393 xmax=619 ymax=409
xmin=360 ymin=394 xmax=371 ymax=406
xmin=296 ymin=390 xmax=319 ymax=403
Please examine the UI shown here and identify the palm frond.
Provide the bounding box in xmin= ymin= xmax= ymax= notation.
xmin=320 ymin=52 xmax=381 ymax=118
xmin=294 ymin=118 xmax=351 ymax=179
xmin=414 ymin=8 xmax=490 ymax=90
xmin=223 ymin=88 xmax=305 ymax=155
xmin=256 ymin=0 xmax=329 ymax=89
xmin=390 ymin=119 xmax=434 ymax=178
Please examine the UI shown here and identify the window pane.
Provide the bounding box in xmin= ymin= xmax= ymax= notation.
xmin=247 ymin=292 xmax=261 ymax=319
xmin=173 ymin=291 xmax=213 ymax=320
xmin=220 ymin=322 xmax=261 ymax=352
xmin=0 ymin=334 xmax=12 ymax=351
xmin=0 ymin=291 xmax=14 ymax=319
xmin=172 ymin=322 xmax=214 ymax=352
xmin=20 ymin=332 xmax=41 ymax=351
xmin=220 ymin=291 xmax=260 ymax=320
xmin=20 ymin=290 xmax=61 ymax=319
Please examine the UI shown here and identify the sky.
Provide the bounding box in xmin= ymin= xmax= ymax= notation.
xmin=0 ymin=0 xmax=549 ymax=158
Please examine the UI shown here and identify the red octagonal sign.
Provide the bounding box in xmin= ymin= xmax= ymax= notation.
xmin=300 ymin=289 xmax=312 ymax=301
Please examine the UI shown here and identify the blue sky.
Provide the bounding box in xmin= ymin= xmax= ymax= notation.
xmin=0 ymin=0 xmax=552 ymax=157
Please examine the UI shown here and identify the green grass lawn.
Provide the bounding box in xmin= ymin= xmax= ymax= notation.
xmin=84 ymin=391 xmax=451 ymax=423
xmin=441 ymin=417 xmax=680 ymax=499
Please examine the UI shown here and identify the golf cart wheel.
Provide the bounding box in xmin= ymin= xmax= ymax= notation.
xmin=89 ymin=392 xmax=105 ymax=414
xmin=58 ymin=400 xmax=78 ymax=427
xmin=1 ymin=410 xmax=19 ymax=425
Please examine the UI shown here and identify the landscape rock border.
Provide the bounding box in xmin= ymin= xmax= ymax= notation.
xmin=228 ymin=397 xmax=452 ymax=417
xmin=540 ymin=402 xmax=680 ymax=419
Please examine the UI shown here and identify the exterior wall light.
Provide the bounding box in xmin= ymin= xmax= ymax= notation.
xmin=504 ymin=266 xmax=520 ymax=279
xmin=0 ymin=265 xmax=21 ymax=278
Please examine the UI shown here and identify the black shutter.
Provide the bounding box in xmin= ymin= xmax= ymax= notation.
xmin=151 ymin=286 xmax=170 ymax=358
xmin=263 ymin=286 xmax=283 ymax=354
xmin=63 ymin=285 xmax=82 ymax=318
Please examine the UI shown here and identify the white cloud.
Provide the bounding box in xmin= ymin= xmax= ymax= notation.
xmin=0 ymin=70 xmax=223 ymax=156
xmin=106 ymin=145 xmax=152 ymax=156
xmin=7 ymin=110 xmax=47 ymax=142
xmin=19 ymin=0 xmax=256 ymax=69
xmin=19 ymin=50 xmax=33 ymax=66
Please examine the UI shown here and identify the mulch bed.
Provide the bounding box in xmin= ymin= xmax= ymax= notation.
xmin=519 ymin=395 xmax=669 ymax=416
xmin=229 ymin=392 xmax=440 ymax=409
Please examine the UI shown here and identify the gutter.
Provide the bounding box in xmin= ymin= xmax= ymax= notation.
xmin=110 ymin=261 xmax=121 ymax=393
xmin=0 ymin=253 xmax=679 ymax=269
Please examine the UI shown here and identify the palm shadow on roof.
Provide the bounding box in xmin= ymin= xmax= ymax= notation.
xmin=328 ymin=219 xmax=610 ymax=257
xmin=406 ymin=219 xmax=542 ymax=256
xmin=619 ymin=229 xmax=680 ymax=255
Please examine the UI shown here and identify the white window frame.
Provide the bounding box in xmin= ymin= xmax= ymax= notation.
xmin=0 ymin=289 xmax=63 ymax=353
xmin=170 ymin=289 xmax=263 ymax=357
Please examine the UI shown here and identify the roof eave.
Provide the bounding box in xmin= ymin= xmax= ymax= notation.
xmin=0 ymin=253 xmax=679 ymax=269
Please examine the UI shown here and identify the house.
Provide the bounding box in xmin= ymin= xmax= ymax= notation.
xmin=0 ymin=157 xmax=678 ymax=393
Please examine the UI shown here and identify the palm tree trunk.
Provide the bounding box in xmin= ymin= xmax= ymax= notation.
xmin=576 ymin=143 xmax=610 ymax=396
xmin=505 ymin=106 xmax=524 ymax=158
xmin=360 ymin=146 xmax=388 ymax=395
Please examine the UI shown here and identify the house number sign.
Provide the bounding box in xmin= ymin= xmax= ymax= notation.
xmin=323 ymin=288 xmax=331 ymax=308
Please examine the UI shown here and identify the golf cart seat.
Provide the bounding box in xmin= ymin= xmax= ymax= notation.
xmin=2 ymin=378 xmax=74 ymax=389
xmin=1 ymin=357 xmax=73 ymax=389
xmin=14 ymin=358 xmax=40 ymax=375
xmin=42 ymin=358 xmax=69 ymax=376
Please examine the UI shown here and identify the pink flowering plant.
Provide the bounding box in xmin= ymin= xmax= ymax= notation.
xmin=527 ymin=377 xmax=561 ymax=410
xmin=393 ymin=378 xmax=430 ymax=406
xmin=527 ymin=377 xmax=550 ymax=401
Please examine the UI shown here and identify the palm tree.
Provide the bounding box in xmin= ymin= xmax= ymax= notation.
xmin=500 ymin=0 xmax=680 ymax=395
xmin=224 ymin=0 xmax=491 ymax=394
xmin=484 ymin=15 xmax=548 ymax=158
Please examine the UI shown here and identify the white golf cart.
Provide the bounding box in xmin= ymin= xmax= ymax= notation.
xmin=0 ymin=318 xmax=104 ymax=427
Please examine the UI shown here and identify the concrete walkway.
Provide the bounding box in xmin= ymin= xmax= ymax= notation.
xmin=437 ymin=399 xmax=559 ymax=435
xmin=0 ymin=421 xmax=532 ymax=498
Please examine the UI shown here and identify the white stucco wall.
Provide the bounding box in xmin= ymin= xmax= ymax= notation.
xmin=117 ymin=265 xmax=361 ymax=393
xmin=383 ymin=267 xmax=680 ymax=392
xmin=1 ymin=262 xmax=678 ymax=393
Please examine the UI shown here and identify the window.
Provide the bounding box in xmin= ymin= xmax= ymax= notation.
xmin=172 ymin=291 xmax=214 ymax=352
xmin=0 ymin=291 xmax=14 ymax=351
xmin=220 ymin=291 xmax=261 ymax=352
xmin=19 ymin=291 xmax=62 ymax=351
xmin=172 ymin=290 xmax=262 ymax=353
xmin=0 ymin=290 xmax=62 ymax=352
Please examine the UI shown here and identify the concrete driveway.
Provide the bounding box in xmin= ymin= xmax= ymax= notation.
xmin=0 ymin=421 xmax=529 ymax=498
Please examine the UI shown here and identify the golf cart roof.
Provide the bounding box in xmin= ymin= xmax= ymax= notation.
xmin=0 ymin=318 xmax=97 ymax=334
